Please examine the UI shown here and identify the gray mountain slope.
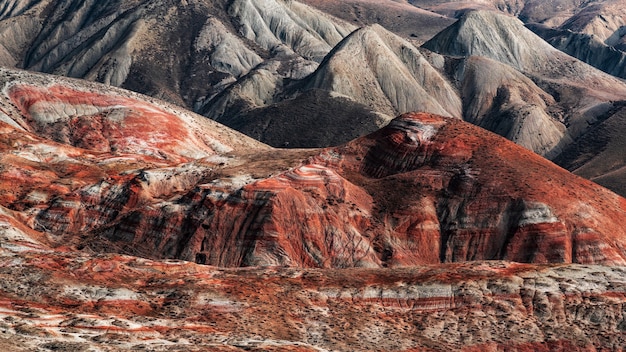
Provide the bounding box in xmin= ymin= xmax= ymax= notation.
xmin=528 ymin=24 xmax=626 ymax=79
xmin=228 ymin=0 xmax=355 ymax=62
xmin=423 ymin=10 xmax=576 ymax=73
xmin=459 ymin=56 xmax=568 ymax=157
xmin=558 ymin=0 xmax=626 ymax=49
xmin=201 ymin=23 xmax=464 ymax=148
xmin=553 ymin=103 xmax=626 ymax=197
xmin=424 ymin=10 xmax=626 ymax=149
xmin=305 ymin=24 xmax=462 ymax=121
xmin=0 ymin=0 xmax=355 ymax=111
xmin=299 ymin=0 xmax=454 ymax=44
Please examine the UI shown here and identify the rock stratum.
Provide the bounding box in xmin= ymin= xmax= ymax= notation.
xmin=0 ymin=253 xmax=624 ymax=351
xmin=1 ymin=1 xmax=626 ymax=348
xmin=0 ymin=68 xmax=626 ymax=350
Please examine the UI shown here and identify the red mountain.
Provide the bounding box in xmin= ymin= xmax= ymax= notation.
xmin=2 ymin=68 xmax=626 ymax=267
xmin=0 ymin=68 xmax=625 ymax=350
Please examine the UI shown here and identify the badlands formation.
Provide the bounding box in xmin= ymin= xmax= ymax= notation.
xmin=3 ymin=0 xmax=626 ymax=194
xmin=0 ymin=0 xmax=625 ymax=350
xmin=0 ymin=67 xmax=625 ymax=349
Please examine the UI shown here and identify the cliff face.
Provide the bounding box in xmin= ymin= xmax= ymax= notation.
xmin=2 ymin=68 xmax=626 ymax=268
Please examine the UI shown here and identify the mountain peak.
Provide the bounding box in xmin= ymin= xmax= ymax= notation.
xmin=307 ymin=24 xmax=462 ymax=120
xmin=424 ymin=10 xmax=558 ymax=72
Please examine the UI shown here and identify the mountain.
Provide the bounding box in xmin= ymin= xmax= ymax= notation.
xmin=557 ymin=0 xmax=626 ymax=49
xmin=526 ymin=4 xmax=626 ymax=81
xmin=528 ymin=24 xmax=626 ymax=79
xmin=1 ymin=1 xmax=626 ymax=350
xmin=0 ymin=69 xmax=626 ymax=349
xmin=423 ymin=10 xmax=626 ymax=159
xmin=455 ymin=55 xmax=568 ymax=157
xmin=410 ymin=0 xmax=623 ymax=30
xmin=198 ymin=22 xmax=465 ymax=147
xmin=2 ymin=67 xmax=626 ymax=268
xmin=304 ymin=24 xmax=462 ymax=119
xmin=1 ymin=63 xmax=626 ymax=349
xmin=3 ymin=0 xmax=626 ymax=173
xmin=0 ymin=0 xmax=355 ymax=110
xmin=411 ymin=0 xmax=626 ymax=78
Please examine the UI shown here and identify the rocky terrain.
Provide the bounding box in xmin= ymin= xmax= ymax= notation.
xmin=3 ymin=67 xmax=626 ymax=267
xmin=1 ymin=1 xmax=626 ymax=350
xmin=0 ymin=67 xmax=624 ymax=349
xmin=1 ymin=0 xmax=626 ymax=163
xmin=0 ymin=251 xmax=624 ymax=351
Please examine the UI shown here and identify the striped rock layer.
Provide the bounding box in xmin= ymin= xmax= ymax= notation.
xmin=1 ymin=69 xmax=626 ymax=268
xmin=0 ymin=68 xmax=625 ymax=351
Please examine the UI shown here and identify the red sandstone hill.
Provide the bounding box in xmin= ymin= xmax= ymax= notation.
xmin=0 ymin=68 xmax=626 ymax=350
xmin=1 ymin=68 xmax=626 ymax=268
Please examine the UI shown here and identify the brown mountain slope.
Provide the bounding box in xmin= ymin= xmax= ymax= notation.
xmin=2 ymin=68 xmax=626 ymax=267
xmin=0 ymin=68 xmax=625 ymax=350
